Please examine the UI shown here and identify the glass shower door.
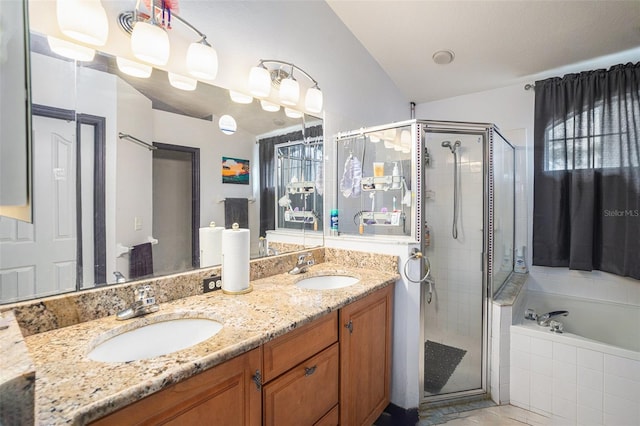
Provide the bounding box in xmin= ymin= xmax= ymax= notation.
xmin=420 ymin=128 xmax=487 ymax=400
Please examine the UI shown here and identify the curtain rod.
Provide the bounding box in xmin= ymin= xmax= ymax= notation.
xmin=118 ymin=132 xmax=157 ymax=150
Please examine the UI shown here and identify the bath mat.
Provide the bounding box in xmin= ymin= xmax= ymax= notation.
xmin=424 ymin=340 xmax=467 ymax=394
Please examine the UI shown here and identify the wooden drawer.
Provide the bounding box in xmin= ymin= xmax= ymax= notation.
xmin=262 ymin=311 xmax=337 ymax=382
xmin=90 ymin=348 xmax=261 ymax=426
xmin=263 ymin=343 xmax=339 ymax=426
xmin=314 ymin=404 xmax=339 ymax=426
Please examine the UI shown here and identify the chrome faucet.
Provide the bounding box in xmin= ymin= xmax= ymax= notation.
xmin=113 ymin=271 xmax=126 ymax=283
xmin=116 ymin=285 xmax=159 ymax=320
xmin=536 ymin=310 xmax=569 ymax=326
xmin=289 ymin=253 xmax=315 ymax=275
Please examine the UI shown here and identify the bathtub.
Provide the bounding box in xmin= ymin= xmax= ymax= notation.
xmin=510 ymin=290 xmax=640 ymax=425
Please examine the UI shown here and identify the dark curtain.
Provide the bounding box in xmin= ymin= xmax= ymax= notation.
xmin=258 ymin=125 xmax=323 ymax=237
xmin=533 ymin=62 xmax=640 ymax=279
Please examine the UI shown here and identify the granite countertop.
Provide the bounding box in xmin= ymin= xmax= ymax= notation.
xmin=24 ymin=263 xmax=399 ymax=425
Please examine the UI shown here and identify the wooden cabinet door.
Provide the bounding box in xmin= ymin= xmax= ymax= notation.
xmin=263 ymin=343 xmax=339 ymax=426
xmin=339 ymin=285 xmax=393 ymax=426
xmin=91 ymin=348 xmax=262 ymax=426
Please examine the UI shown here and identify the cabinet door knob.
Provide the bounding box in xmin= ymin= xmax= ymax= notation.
xmin=252 ymin=369 xmax=262 ymax=390
xmin=304 ymin=366 xmax=317 ymax=376
xmin=344 ymin=320 xmax=353 ymax=334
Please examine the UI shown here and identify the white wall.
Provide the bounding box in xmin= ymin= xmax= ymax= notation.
xmin=115 ymin=79 xmax=154 ymax=279
xmin=416 ymin=82 xmax=640 ymax=305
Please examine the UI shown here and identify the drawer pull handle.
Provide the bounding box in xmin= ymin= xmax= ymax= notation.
xmin=304 ymin=366 xmax=317 ymax=376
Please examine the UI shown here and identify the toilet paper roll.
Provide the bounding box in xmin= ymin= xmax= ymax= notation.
xmin=221 ymin=227 xmax=251 ymax=294
xmin=199 ymin=225 xmax=224 ymax=267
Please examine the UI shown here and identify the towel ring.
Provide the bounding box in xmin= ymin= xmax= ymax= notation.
xmin=402 ymin=249 xmax=431 ymax=284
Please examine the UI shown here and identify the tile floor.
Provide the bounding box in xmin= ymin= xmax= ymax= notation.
xmin=419 ymin=404 xmax=551 ymax=426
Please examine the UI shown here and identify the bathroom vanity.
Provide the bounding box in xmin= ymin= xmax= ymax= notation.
xmin=10 ymin=249 xmax=397 ymax=425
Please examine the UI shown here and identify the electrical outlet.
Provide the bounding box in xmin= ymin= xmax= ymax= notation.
xmin=203 ymin=275 xmax=222 ymax=293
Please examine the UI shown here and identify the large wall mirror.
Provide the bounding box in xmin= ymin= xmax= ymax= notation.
xmin=0 ymin=0 xmax=323 ymax=304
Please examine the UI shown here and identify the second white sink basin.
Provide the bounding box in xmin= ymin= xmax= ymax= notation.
xmin=295 ymin=274 xmax=359 ymax=290
xmin=87 ymin=318 xmax=223 ymax=363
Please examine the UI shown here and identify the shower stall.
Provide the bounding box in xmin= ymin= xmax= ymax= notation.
xmin=335 ymin=120 xmax=515 ymax=406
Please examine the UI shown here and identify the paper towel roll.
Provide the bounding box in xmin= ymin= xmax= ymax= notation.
xmin=199 ymin=224 xmax=224 ymax=268
xmin=221 ymin=226 xmax=251 ymax=294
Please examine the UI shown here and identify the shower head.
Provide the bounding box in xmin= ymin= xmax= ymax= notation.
xmin=441 ymin=140 xmax=461 ymax=153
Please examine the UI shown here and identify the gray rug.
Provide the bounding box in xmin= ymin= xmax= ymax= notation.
xmin=424 ymin=340 xmax=467 ymax=394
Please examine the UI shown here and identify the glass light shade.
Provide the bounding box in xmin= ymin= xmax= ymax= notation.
xmin=260 ymin=100 xmax=280 ymax=112
xmin=47 ymin=36 xmax=95 ymax=61
xmin=116 ymin=57 xmax=152 ymax=78
xmin=304 ymin=86 xmax=323 ymax=113
xmin=168 ymin=72 xmax=198 ymax=91
xmin=186 ymin=42 xmax=218 ymax=80
xmin=383 ymin=140 xmax=394 ymax=149
xmin=369 ymin=133 xmax=381 ymax=143
xmin=279 ymin=77 xmax=299 ymax=106
xmin=219 ymin=115 xmax=237 ymax=135
xmin=56 ymin=0 xmax=108 ymax=46
xmin=249 ymin=66 xmax=271 ymax=97
xmin=229 ymin=91 xmax=253 ymax=104
xmin=383 ymin=128 xmax=397 ymax=141
xmin=284 ymin=108 xmax=303 ymax=119
xmin=131 ymin=21 xmax=170 ymax=66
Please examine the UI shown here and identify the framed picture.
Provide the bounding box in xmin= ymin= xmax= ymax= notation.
xmin=222 ymin=156 xmax=250 ymax=185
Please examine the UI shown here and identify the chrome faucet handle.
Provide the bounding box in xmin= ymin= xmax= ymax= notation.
xmin=549 ymin=320 xmax=564 ymax=333
xmin=135 ymin=285 xmax=156 ymax=306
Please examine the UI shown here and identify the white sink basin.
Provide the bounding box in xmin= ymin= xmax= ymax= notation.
xmin=295 ymin=274 xmax=359 ymax=290
xmin=87 ymin=318 xmax=223 ymax=362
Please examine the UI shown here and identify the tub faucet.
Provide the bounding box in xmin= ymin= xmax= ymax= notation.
xmin=116 ymin=285 xmax=159 ymax=320
xmin=537 ymin=310 xmax=569 ymax=326
xmin=289 ymin=253 xmax=315 ymax=275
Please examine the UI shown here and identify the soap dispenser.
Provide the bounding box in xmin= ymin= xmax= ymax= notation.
xmin=391 ymin=162 xmax=401 ymax=189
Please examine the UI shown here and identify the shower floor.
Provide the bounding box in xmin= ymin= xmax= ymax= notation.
xmin=423 ymin=330 xmax=483 ymax=397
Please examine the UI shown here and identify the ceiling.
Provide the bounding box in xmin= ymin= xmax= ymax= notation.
xmin=327 ymin=0 xmax=640 ymax=103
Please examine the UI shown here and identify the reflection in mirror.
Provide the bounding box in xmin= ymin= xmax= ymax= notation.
xmin=275 ymin=140 xmax=324 ymax=233
xmin=0 ymin=4 xmax=323 ymax=304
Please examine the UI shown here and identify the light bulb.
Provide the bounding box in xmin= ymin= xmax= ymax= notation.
xmin=219 ymin=115 xmax=237 ymax=135
xmin=116 ymin=57 xmax=152 ymax=78
xmin=249 ymin=66 xmax=271 ymax=97
xmin=56 ymin=0 xmax=108 ymax=46
xmin=279 ymin=77 xmax=299 ymax=106
xmin=229 ymin=91 xmax=253 ymax=104
xmin=131 ymin=21 xmax=170 ymax=66
xmin=260 ymin=100 xmax=280 ymax=112
xmin=47 ymin=36 xmax=95 ymax=61
xmin=305 ymin=86 xmax=323 ymax=113
xmin=168 ymin=72 xmax=197 ymax=91
xmin=187 ymin=42 xmax=218 ymax=80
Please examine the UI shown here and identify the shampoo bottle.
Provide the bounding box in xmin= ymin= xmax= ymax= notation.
xmin=514 ymin=246 xmax=528 ymax=273
xmin=391 ymin=162 xmax=401 ymax=189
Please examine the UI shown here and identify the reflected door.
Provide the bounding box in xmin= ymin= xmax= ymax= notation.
xmin=421 ymin=130 xmax=486 ymax=400
xmin=0 ymin=116 xmax=76 ymax=302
